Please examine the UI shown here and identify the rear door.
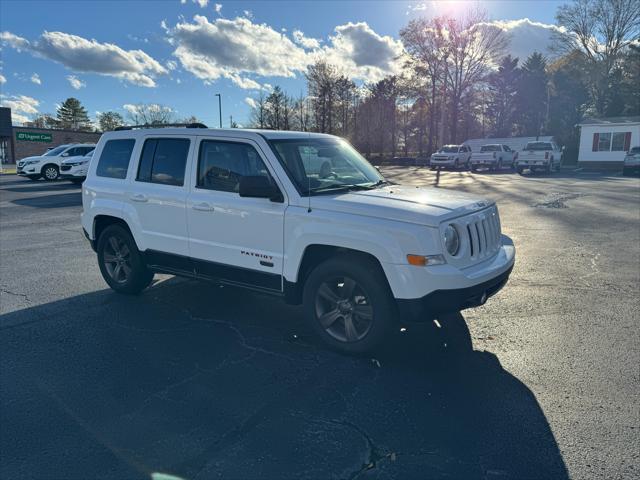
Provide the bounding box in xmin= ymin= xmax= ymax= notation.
xmin=127 ymin=136 xmax=194 ymax=268
xmin=186 ymin=136 xmax=286 ymax=292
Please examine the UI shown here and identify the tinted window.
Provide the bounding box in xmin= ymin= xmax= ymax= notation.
xmin=136 ymin=138 xmax=190 ymax=186
xmin=44 ymin=145 xmax=69 ymax=156
xmin=524 ymin=142 xmax=553 ymax=151
xmin=96 ymin=139 xmax=135 ymax=179
xmin=480 ymin=145 xmax=501 ymax=152
xmin=197 ymin=140 xmax=270 ymax=193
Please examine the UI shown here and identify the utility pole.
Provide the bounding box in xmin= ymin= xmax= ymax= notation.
xmin=229 ymin=115 xmax=233 ymax=128
xmin=215 ymin=93 xmax=222 ymax=128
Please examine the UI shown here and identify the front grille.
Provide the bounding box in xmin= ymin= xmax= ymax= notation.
xmin=464 ymin=207 xmax=501 ymax=260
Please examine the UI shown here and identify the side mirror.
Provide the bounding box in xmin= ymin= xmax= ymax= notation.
xmin=61 ymin=152 xmax=69 ymax=157
xmin=239 ymin=175 xmax=283 ymax=202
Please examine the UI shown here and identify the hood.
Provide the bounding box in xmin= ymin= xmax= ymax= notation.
xmin=308 ymin=185 xmax=493 ymax=227
xmin=18 ymin=156 xmax=43 ymax=163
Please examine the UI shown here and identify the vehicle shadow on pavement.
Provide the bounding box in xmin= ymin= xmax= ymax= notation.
xmin=4 ymin=183 xmax=81 ymax=193
xmin=0 ymin=277 xmax=568 ymax=480
xmin=11 ymin=192 xmax=82 ymax=208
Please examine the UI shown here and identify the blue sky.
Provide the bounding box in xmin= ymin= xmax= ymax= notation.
xmin=0 ymin=0 xmax=565 ymax=127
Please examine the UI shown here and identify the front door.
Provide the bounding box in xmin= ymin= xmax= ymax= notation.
xmin=186 ymin=137 xmax=286 ymax=292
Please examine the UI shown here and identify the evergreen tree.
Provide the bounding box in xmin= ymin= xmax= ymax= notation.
xmin=56 ymin=98 xmax=91 ymax=131
xmin=487 ymin=55 xmax=520 ymax=137
xmin=515 ymin=52 xmax=549 ymax=136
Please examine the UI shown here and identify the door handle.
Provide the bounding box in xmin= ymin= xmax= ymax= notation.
xmin=192 ymin=202 xmax=214 ymax=212
xmin=130 ymin=193 xmax=148 ymax=203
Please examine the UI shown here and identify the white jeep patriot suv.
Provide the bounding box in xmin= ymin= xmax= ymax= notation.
xmin=81 ymin=124 xmax=515 ymax=353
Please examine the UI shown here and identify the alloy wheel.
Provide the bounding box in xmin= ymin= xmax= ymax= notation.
xmin=103 ymin=235 xmax=132 ymax=284
xmin=44 ymin=166 xmax=58 ymax=180
xmin=315 ymin=276 xmax=374 ymax=343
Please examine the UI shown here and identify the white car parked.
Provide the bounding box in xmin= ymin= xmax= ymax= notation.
xmin=60 ymin=149 xmax=95 ymax=184
xmin=515 ymin=141 xmax=563 ymax=174
xmin=430 ymin=145 xmax=472 ymax=170
xmin=17 ymin=143 xmax=96 ymax=181
xmin=469 ymin=144 xmax=516 ymax=172
xmin=81 ymin=125 xmax=515 ymax=354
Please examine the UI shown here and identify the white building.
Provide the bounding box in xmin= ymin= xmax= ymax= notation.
xmin=463 ymin=136 xmax=555 ymax=153
xmin=578 ymin=116 xmax=640 ymax=168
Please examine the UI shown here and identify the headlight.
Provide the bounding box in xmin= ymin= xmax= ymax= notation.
xmin=444 ymin=224 xmax=460 ymax=256
xmin=25 ymin=160 xmax=40 ymax=165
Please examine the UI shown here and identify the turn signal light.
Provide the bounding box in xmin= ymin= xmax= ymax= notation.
xmin=407 ymin=254 xmax=427 ymax=266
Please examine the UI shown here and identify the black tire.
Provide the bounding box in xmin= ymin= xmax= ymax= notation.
xmin=303 ymin=255 xmax=396 ymax=354
xmin=516 ymin=166 xmax=524 ymax=175
xmin=27 ymin=174 xmax=41 ymax=181
xmin=97 ymin=224 xmax=154 ymax=294
xmin=42 ymin=164 xmax=59 ymax=181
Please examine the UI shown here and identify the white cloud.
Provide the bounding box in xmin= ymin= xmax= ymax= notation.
xmin=193 ymin=0 xmax=208 ymax=7
xmin=0 ymin=94 xmax=40 ymax=124
xmin=0 ymin=74 xmax=6 ymax=84
xmin=480 ymin=18 xmax=566 ymax=61
xmin=243 ymin=10 xmax=253 ymax=19
xmin=30 ymin=73 xmax=41 ymax=85
xmin=166 ymin=60 xmax=178 ymax=71
xmin=214 ymin=3 xmax=222 ymax=14
xmin=227 ymin=74 xmax=263 ymax=90
xmin=320 ymin=22 xmax=405 ymax=82
xmin=180 ymin=0 xmax=187 ymax=3
xmin=67 ymin=75 xmax=86 ymax=89
xmin=293 ymin=30 xmax=321 ymax=49
xmin=1 ymin=30 xmax=167 ymax=87
xmin=244 ymin=97 xmax=257 ymax=108
xmin=170 ymin=15 xmax=309 ymax=83
xmin=0 ymin=31 xmax=30 ymax=50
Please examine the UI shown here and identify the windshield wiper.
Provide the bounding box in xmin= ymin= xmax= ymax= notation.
xmin=309 ymin=179 xmax=391 ymax=195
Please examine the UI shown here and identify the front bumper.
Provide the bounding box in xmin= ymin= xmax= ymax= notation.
xmin=387 ymin=235 xmax=515 ymax=322
xmin=397 ymin=264 xmax=513 ymax=322
xmin=17 ymin=164 xmax=39 ymax=175
xmin=430 ymin=157 xmax=457 ymax=167
xmin=60 ymin=164 xmax=88 ymax=179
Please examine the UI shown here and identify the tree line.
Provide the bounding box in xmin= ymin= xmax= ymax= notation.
xmin=246 ymin=0 xmax=639 ymax=162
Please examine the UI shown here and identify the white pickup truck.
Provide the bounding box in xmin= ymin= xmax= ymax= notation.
xmin=429 ymin=145 xmax=472 ymax=170
xmin=515 ymin=141 xmax=563 ymax=174
xmin=81 ymin=125 xmax=515 ymax=354
xmin=469 ymin=144 xmax=515 ymax=172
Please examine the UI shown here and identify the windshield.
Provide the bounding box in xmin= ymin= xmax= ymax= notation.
xmin=524 ymin=142 xmax=553 ymax=151
xmin=480 ymin=145 xmax=501 ymax=152
xmin=44 ymin=145 xmax=70 ymax=156
xmin=269 ymin=137 xmax=384 ymax=195
xmin=629 ymin=147 xmax=640 ymax=154
xmin=439 ymin=146 xmax=459 ymax=153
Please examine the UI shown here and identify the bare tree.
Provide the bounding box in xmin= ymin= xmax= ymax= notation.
xmin=125 ymin=103 xmax=175 ymax=125
xmin=444 ymin=10 xmax=508 ymax=142
xmin=554 ymin=0 xmax=640 ymax=114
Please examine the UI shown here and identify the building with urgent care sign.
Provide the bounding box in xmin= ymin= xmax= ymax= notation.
xmin=0 ymin=107 xmax=102 ymax=164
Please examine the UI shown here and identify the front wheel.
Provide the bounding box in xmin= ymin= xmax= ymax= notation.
xmin=97 ymin=225 xmax=154 ymax=294
xmin=42 ymin=165 xmax=59 ymax=181
xmin=303 ymin=255 xmax=396 ymax=354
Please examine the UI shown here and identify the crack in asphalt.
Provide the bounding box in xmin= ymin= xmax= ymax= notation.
xmin=0 ymin=286 xmax=31 ymax=302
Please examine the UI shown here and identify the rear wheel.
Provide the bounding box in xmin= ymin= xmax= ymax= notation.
xmin=97 ymin=225 xmax=154 ymax=294
xmin=42 ymin=164 xmax=59 ymax=181
xmin=303 ymin=255 xmax=396 ymax=354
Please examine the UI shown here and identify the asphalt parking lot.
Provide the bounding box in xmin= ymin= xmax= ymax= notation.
xmin=1 ymin=169 xmax=639 ymax=480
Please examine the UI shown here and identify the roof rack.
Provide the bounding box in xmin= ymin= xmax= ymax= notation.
xmin=114 ymin=122 xmax=208 ymax=131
